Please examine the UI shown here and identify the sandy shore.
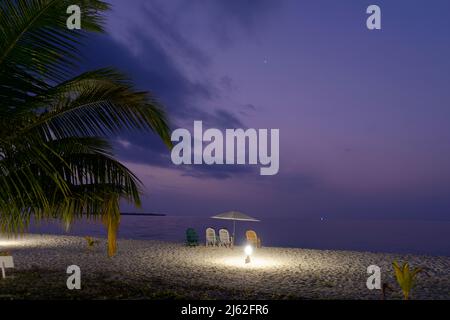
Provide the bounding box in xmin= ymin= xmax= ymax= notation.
xmin=0 ymin=234 xmax=449 ymax=300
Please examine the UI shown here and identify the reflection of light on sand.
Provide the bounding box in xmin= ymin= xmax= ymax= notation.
xmin=0 ymin=236 xmax=58 ymax=248
xmin=0 ymin=240 xmax=23 ymax=247
xmin=215 ymin=256 xmax=282 ymax=269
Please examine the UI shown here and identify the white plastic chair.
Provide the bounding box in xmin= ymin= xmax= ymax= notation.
xmin=219 ymin=228 xmax=231 ymax=247
xmin=205 ymin=227 xmax=217 ymax=246
xmin=0 ymin=256 xmax=14 ymax=279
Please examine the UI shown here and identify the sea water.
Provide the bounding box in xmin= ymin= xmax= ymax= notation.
xmin=28 ymin=216 xmax=450 ymax=256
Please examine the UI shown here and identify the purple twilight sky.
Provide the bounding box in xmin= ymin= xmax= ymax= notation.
xmin=80 ymin=0 xmax=450 ymax=220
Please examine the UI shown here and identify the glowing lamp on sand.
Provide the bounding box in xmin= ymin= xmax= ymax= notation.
xmin=244 ymin=245 xmax=253 ymax=264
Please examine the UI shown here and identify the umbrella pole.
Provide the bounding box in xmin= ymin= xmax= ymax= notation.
xmin=233 ymin=220 xmax=236 ymax=247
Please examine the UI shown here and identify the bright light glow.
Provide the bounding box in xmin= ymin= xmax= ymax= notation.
xmin=218 ymin=256 xmax=280 ymax=269
xmin=0 ymin=237 xmax=28 ymax=247
xmin=210 ymin=246 xmax=283 ymax=269
xmin=0 ymin=240 xmax=22 ymax=247
xmin=0 ymin=235 xmax=59 ymax=248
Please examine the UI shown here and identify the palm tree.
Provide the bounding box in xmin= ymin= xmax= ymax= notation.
xmin=0 ymin=0 xmax=171 ymax=256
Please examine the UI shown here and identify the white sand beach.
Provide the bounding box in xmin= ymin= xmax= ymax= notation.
xmin=1 ymin=234 xmax=449 ymax=299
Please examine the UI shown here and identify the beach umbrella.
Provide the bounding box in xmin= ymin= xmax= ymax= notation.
xmin=211 ymin=211 xmax=260 ymax=244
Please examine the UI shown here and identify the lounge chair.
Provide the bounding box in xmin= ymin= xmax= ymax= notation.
xmin=205 ymin=227 xmax=217 ymax=246
xmin=218 ymin=228 xmax=232 ymax=247
xmin=186 ymin=228 xmax=199 ymax=246
xmin=245 ymin=230 xmax=262 ymax=248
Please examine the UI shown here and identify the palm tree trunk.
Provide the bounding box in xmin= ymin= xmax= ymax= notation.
xmin=102 ymin=195 xmax=120 ymax=257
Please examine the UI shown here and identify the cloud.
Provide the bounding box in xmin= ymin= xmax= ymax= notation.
xmin=77 ymin=0 xmax=278 ymax=181
xmin=239 ymin=103 xmax=260 ymax=117
xmin=219 ymin=76 xmax=236 ymax=92
xmin=117 ymin=138 xmax=131 ymax=149
xmin=212 ymin=0 xmax=282 ymax=28
xmin=178 ymin=108 xmax=245 ymax=129
xmin=186 ymin=0 xmax=284 ymax=47
xmin=140 ymin=3 xmax=212 ymax=69
xmin=179 ymin=163 xmax=257 ymax=180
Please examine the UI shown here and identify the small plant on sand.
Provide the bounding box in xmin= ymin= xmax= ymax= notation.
xmin=392 ymin=261 xmax=423 ymax=300
xmin=84 ymin=236 xmax=99 ymax=249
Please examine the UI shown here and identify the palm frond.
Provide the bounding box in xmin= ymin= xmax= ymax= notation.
xmin=0 ymin=0 xmax=109 ymax=81
xmin=15 ymin=69 xmax=171 ymax=146
xmin=0 ymin=0 xmax=171 ymax=257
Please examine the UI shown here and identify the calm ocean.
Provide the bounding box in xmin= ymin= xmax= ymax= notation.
xmin=29 ymin=216 xmax=450 ymax=256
